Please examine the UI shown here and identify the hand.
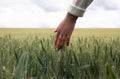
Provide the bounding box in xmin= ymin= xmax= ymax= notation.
xmin=54 ymin=13 xmax=78 ymax=50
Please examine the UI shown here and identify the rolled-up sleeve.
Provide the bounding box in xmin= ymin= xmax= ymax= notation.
xmin=68 ymin=0 xmax=93 ymax=17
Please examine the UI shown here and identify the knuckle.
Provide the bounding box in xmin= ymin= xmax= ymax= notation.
xmin=58 ymin=37 xmax=62 ymax=40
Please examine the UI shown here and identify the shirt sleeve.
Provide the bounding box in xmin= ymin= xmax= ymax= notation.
xmin=68 ymin=0 xmax=93 ymax=17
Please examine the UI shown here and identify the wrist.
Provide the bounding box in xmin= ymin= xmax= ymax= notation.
xmin=65 ymin=13 xmax=78 ymax=22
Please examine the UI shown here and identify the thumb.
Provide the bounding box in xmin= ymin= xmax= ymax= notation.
xmin=54 ymin=30 xmax=57 ymax=33
xmin=54 ymin=28 xmax=58 ymax=33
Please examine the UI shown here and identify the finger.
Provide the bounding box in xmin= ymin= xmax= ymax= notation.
xmin=54 ymin=28 xmax=58 ymax=33
xmin=57 ymin=34 xmax=65 ymax=50
xmin=56 ymin=34 xmax=62 ymax=47
xmin=66 ymin=36 xmax=70 ymax=46
xmin=66 ymin=39 xmax=70 ymax=46
xmin=54 ymin=31 xmax=60 ymax=47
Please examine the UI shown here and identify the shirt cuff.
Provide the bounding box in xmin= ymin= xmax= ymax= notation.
xmin=68 ymin=5 xmax=86 ymax=17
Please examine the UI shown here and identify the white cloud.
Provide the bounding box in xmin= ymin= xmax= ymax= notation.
xmin=0 ymin=0 xmax=120 ymax=28
xmin=76 ymin=7 xmax=120 ymax=28
xmin=32 ymin=0 xmax=72 ymax=12
xmin=0 ymin=0 xmax=44 ymax=28
xmin=90 ymin=0 xmax=120 ymax=10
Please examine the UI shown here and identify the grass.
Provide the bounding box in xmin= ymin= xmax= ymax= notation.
xmin=0 ymin=28 xmax=120 ymax=79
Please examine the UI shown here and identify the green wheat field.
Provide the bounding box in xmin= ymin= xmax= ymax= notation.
xmin=0 ymin=28 xmax=120 ymax=79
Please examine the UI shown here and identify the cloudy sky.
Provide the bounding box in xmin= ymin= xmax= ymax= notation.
xmin=0 ymin=0 xmax=120 ymax=28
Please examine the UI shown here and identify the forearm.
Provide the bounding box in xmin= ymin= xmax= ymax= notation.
xmin=68 ymin=0 xmax=93 ymax=17
xmin=65 ymin=13 xmax=78 ymax=23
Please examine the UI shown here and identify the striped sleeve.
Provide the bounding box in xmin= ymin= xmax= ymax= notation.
xmin=68 ymin=0 xmax=93 ymax=17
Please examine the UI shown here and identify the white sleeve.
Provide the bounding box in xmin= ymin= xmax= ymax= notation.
xmin=68 ymin=0 xmax=93 ymax=17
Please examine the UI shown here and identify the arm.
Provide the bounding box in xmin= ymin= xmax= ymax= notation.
xmin=54 ymin=0 xmax=93 ymax=50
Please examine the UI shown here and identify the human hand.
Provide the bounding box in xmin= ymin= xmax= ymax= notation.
xmin=54 ymin=13 xmax=78 ymax=50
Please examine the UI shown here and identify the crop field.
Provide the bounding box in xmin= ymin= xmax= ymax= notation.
xmin=0 ymin=28 xmax=120 ymax=79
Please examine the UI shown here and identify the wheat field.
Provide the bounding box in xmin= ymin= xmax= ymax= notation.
xmin=0 ymin=28 xmax=120 ymax=79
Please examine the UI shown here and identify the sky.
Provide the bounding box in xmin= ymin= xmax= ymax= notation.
xmin=0 ymin=0 xmax=120 ymax=28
